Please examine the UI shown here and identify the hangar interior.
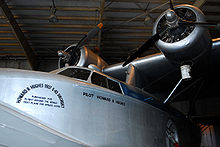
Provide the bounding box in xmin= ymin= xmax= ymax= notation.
xmin=2 ymin=0 xmax=220 ymax=70
xmin=0 ymin=0 xmax=220 ymax=146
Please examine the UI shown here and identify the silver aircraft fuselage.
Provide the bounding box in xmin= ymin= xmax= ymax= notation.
xmin=0 ymin=66 xmax=194 ymax=147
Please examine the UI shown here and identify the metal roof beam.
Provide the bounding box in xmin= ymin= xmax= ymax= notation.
xmin=105 ymin=0 xmax=193 ymax=4
xmin=204 ymin=1 xmax=220 ymax=6
xmin=9 ymin=5 xmax=163 ymax=13
xmin=0 ymin=23 xmax=153 ymax=30
xmin=9 ymin=5 xmax=99 ymax=11
xmin=0 ymin=0 xmax=38 ymax=70
xmin=193 ymin=0 xmax=206 ymax=8
xmin=0 ymin=30 xmax=153 ymax=36
xmin=1 ymin=14 xmax=217 ymax=22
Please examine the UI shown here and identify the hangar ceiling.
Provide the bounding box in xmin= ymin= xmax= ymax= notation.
xmin=0 ymin=0 xmax=219 ymax=69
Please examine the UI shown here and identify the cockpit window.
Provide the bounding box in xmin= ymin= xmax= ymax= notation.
xmin=91 ymin=72 xmax=108 ymax=88
xmin=91 ymin=72 xmax=122 ymax=94
xmin=58 ymin=68 xmax=91 ymax=81
xmin=107 ymin=79 xmax=122 ymax=94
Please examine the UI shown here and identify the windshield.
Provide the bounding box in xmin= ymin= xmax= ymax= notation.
xmin=91 ymin=72 xmax=122 ymax=94
xmin=58 ymin=68 xmax=91 ymax=81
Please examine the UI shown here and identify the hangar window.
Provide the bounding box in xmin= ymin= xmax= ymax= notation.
xmin=58 ymin=68 xmax=91 ymax=81
xmin=91 ymin=72 xmax=122 ymax=94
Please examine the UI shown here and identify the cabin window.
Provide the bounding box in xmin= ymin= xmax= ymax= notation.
xmin=58 ymin=68 xmax=91 ymax=81
xmin=91 ymin=72 xmax=122 ymax=94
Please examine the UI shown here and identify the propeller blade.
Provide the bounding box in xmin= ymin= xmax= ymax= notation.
xmin=76 ymin=23 xmax=103 ymax=48
xmin=167 ymin=0 xmax=217 ymax=29
xmin=167 ymin=1 xmax=219 ymax=28
xmin=70 ymin=23 xmax=103 ymax=57
xmin=169 ymin=0 xmax=175 ymax=11
xmin=123 ymin=33 xmax=160 ymax=67
xmin=168 ymin=0 xmax=183 ymax=19
xmin=179 ymin=21 xmax=219 ymax=27
xmin=58 ymin=22 xmax=103 ymax=68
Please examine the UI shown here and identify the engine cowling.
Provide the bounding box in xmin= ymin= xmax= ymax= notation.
xmin=58 ymin=44 xmax=108 ymax=69
xmin=153 ymin=4 xmax=212 ymax=65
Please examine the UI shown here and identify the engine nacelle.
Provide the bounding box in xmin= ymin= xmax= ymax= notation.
xmin=153 ymin=4 xmax=212 ymax=65
xmin=58 ymin=44 xmax=108 ymax=69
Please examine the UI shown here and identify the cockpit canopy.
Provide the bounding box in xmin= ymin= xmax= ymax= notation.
xmin=57 ymin=68 xmax=91 ymax=81
xmin=55 ymin=66 xmax=122 ymax=94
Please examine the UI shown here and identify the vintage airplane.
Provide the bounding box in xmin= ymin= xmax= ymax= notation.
xmin=0 ymin=1 xmax=219 ymax=147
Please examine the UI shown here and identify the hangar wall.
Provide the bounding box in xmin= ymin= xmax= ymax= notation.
xmin=0 ymin=59 xmax=57 ymax=71
xmin=0 ymin=59 xmax=31 ymax=70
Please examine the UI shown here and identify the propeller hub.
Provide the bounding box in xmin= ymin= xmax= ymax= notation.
xmin=58 ymin=50 xmax=70 ymax=61
xmin=165 ymin=10 xmax=177 ymax=22
xmin=165 ymin=10 xmax=179 ymax=28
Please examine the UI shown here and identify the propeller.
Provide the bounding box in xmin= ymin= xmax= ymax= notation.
xmin=123 ymin=28 xmax=170 ymax=67
xmin=123 ymin=1 xmax=177 ymax=67
xmin=169 ymin=0 xmax=220 ymax=28
xmin=123 ymin=1 xmax=219 ymax=106
xmin=179 ymin=20 xmax=220 ymax=28
xmin=58 ymin=23 xmax=103 ymax=68
xmin=123 ymin=0 xmax=220 ymax=67
xmin=73 ymin=23 xmax=103 ymax=52
xmin=123 ymin=32 xmax=160 ymax=67
xmin=169 ymin=0 xmax=175 ymax=11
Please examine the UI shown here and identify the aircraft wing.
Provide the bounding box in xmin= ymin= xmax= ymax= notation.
xmin=103 ymin=53 xmax=177 ymax=90
xmin=103 ymin=38 xmax=220 ymax=103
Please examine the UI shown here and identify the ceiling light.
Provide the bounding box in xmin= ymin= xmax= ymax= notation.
xmin=49 ymin=0 xmax=58 ymax=23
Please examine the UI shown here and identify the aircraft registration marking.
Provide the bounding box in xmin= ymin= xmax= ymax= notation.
xmin=82 ymin=92 xmax=125 ymax=106
xmin=16 ymin=83 xmax=65 ymax=108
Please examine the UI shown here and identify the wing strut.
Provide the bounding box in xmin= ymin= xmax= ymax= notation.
xmin=163 ymin=79 xmax=183 ymax=104
xmin=163 ymin=65 xmax=192 ymax=104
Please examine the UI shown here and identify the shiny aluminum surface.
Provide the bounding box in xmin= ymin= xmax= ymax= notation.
xmin=153 ymin=4 xmax=211 ymax=64
xmin=58 ymin=45 xmax=108 ymax=69
xmin=0 ymin=68 xmax=170 ymax=147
